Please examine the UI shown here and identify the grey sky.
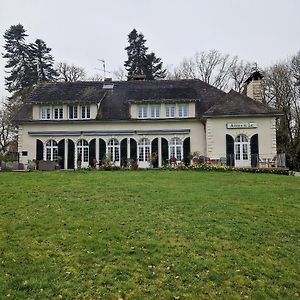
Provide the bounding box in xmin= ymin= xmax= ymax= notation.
xmin=0 ymin=0 xmax=299 ymax=98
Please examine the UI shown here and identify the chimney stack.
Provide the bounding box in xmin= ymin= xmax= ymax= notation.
xmin=245 ymin=71 xmax=263 ymax=102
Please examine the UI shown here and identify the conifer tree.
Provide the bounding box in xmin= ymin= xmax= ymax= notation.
xmin=3 ymin=24 xmax=37 ymax=93
xmin=144 ymin=52 xmax=167 ymax=80
xmin=124 ymin=29 xmax=148 ymax=80
xmin=30 ymin=39 xmax=58 ymax=82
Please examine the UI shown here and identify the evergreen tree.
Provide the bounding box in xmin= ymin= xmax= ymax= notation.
xmin=144 ymin=52 xmax=167 ymax=80
xmin=124 ymin=29 xmax=166 ymax=80
xmin=3 ymin=24 xmax=37 ymax=93
xmin=30 ymin=39 xmax=58 ymax=82
xmin=124 ymin=29 xmax=148 ymax=79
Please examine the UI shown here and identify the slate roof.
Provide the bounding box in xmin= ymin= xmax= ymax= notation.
xmin=14 ymin=79 xmax=281 ymax=122
xmin=204 ymin=90 xmax=281 ymax=117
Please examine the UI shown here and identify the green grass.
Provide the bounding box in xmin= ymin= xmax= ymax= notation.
xmin=0 ymin=171 xmax=299 ymax=299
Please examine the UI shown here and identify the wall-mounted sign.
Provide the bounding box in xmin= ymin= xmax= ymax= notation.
xmin=226 ymin=122 xmax=257 ymax=129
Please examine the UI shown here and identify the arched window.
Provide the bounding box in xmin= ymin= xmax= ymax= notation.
xmin=169 ymin=138 xmax=182 ymax=161
xmin=138 ymin=138 xmax=151 ymax=162
xmin=77 ymin=139 xmax=89 ymax=163
xmin=107 ymin=138 xmax=120 ymax=161
xmin=235 ymin=134 xmax=249 ymax=161
xmin=46 ymin=140 xmax=58 ymax=161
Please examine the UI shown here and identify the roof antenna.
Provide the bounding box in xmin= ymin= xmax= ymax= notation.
xmin=98 ymin=59 xmax=106 ymax=79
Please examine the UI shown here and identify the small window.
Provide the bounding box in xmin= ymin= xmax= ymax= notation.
xmin=22 ymin=151 xmax=28 ymax=156
xmin=54 ymin=107 xmax=64 ymax=120
xmin=69 ymin=106 xmax=78 ymax=119
xmin=178 ymin=104 xmax=188 ymax=118
xmin=151 ymin=105 xmax=160 ymax=118
xmin=81 ymin=105 xmax=90 ymax=119
xmin=138 ymin=105 xmax=148 ymax=118
xmin=41 ymin=107 xmax=51 ymax=120
xmin=166 ymin=105 xmax=176 ymax=118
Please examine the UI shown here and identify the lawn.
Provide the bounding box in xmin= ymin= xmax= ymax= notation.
xmin=0 ymin=171 xmax=299 ymax=299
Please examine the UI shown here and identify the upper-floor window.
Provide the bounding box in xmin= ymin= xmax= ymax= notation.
xmin=69 ymin=106 xmax=78 ymax=119
xmin=41 ymin=107 xmax=51 ymax=120
xmin=178 ymin=104 xmax=188 ymax=118
xmin=151 ymin=105 xmax=160 ymax=118
xmin=166 ymin=105 xmax=176 ymax=118
xmin=53 ymin=107 xmax=64 ymax=120
xmin=81 ymin=105 xmax=90 ymax=119
xmin=138 ymin=105 xmax=148 ymax=118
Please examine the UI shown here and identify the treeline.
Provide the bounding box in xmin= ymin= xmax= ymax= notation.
xmin=1 ymin=24 xmax=300 ymax=170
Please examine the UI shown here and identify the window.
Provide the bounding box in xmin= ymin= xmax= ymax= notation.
xmin=138 ymin=105 xmax=148 ymax=118
xmin=69 ymin=106 xmax=78 ymax=119
xmin=178 ymin=104 xmax=188 ymax=118
xmin=41 ymin=107 xmax=51 ymax=120
xmin=235 ymin=134 xmax=249 ymax=161
xmin=169 ymin=138 xmax=182 ymax=161
xmin=81 ymin=105 xmax=90 ymax=119
xmin=46 ymin=140 xmax=58 ymax=161
xmin=77 ymin=139 xmax=89 ymax=163
xmin=107 ymin=138 xmax=120 ymax=161
xmin=151 ymin=105 xmax=160 ymax=118
xmin=54 ymin=107 xmax=63 ymax=119
xmin=138 ymin=138 xmax=151 ymax=162
xmin=166 ymin=105 xmax=176 ymax=118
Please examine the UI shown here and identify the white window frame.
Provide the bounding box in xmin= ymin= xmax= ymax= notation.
xmin=169 ymin=138 xmax=183 ymax=161
xmin=178 ymin=104 xmax=188 ymax=118
xmin=138 ymin=105 xmax=148 ymax=119
xmin=69 ymin=105 xmax=78 ymax=119
xmin=166 ymin=105 xmax=176 ymax=118
xmin=107 ymin=138 xmax=120 ymax=162
xmin=81 ymin=105 xmax=91 ymax=119
xmin=41 ymin=106 xmax=51 ymax=120
xmin=46 ymin=140 xmax=58 ymax=161
xmin=151 ymin=105 xmax=160 ymax=118
xmin=53 ymin=106 xmax=64 ymax=120
xmin=77 ymin=139 xmax=89 ymax=163
xmin=138 ymin=138 xmax=151 ymax=162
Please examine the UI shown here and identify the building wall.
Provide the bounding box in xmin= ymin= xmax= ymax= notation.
xmin=18 ymin=119 xmax=206 ymax=165
xmin=206 ymin=116 xmax=277 ymax=159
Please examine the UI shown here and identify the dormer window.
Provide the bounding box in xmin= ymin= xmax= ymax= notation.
xmin=41 ymin=107 xmax=51 ymax=120
xmin=81 ymin=105 xmax=90 ymax=119
xmin=178 ymin=104 xmax=188 ymax=118
xmin=138 ymin=105 xmax=148 ymax=118
xmin=54 ymin=107 xmax=63 ymax=119
xmin=69 ymin=106 xmax=78 ymax=119
xmin=166 ymin=105 xmax=176 ymax=118
xmin=151 ymin=105 xmax=160 ymax=118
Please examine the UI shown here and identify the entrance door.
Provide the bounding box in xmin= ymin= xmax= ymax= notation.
xmin=234 ymin=134 xmax=250 ymax=167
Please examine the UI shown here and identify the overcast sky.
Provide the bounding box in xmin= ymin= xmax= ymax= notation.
xmin=0 ymin=0 xmax=299 ymax=98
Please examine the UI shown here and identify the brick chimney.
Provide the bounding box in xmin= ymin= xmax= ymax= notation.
xmin=245 ymin=71 xmax=264 ymax=102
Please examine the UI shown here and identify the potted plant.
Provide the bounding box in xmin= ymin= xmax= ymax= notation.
xmin=148 ymin=152 xmax=158 ymax=168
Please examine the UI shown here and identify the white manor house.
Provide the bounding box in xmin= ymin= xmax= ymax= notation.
xmin=15 ymin=72 xmax=281 ymax=169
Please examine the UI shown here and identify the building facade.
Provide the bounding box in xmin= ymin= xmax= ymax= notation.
xmin=15 ymin=74 xmax=281 ymax=169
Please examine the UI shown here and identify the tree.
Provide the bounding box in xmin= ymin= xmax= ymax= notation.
xmin=56 ymin=62 xmax=86 ymax=82
xmin=124 ymin=29 xmax=166 ymax=80
xmin=30 ymin=39 xmax=58 ymax=82
xmin=124 ymin=29 xmax=148 ymax=79
xmin=3 ymin=24 xmax=37 ymax=94
xmin=143 ymin=52 xmax=167 ymax=80
xmin=229 ymin=59 xmax=253 ymax=93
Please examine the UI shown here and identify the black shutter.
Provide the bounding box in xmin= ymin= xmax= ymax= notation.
xmin=36 ymin=139 xmax=43 ymax=161
xmin=89 ymin=139 xmax=96 ymax=166
xmin=151 ymin=138 xmax=159 ymax=168
xmin=183 ymin=137 xmax=191 ymax=164
xmin=250 ymin=134 xmax=259 ymax=167
xmin=162 ymin=138 xmax=169 ymax=164
xmin=99 ymin=139 xmax=106 ymax=165
xmin=121 ymin=139 xmax=128 ymax=167
xmin=130 ymin=138 xmax=137 ymax=161
xmin=68 ymin=139 xmax=75 ymax=169
xmin=226 ymin=134 xmax=234 ymax=166
xmin=58 ymin=139 xmax=65 ymax=169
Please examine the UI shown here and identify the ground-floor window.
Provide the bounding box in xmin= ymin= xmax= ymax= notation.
xmin=107 ymin=138 xmax=120 ymax=161
xmin=138 ymin=138 xmax=151 ymax=162
xmin=77 ymin=139 xmax=89 ymax=163
xmin=46 ymin=140 xmax=58 ymax=161
xmin=235 ymin=134 xmax=249 ymax=161
xmin=169 ymin=137 xmax=182 ymax=161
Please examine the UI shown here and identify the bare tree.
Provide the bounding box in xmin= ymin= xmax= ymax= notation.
xmin=113 ymin=67 xmax=126 ymax=81
xmin=229 ymin=58 xmax=253 ymax=93
xmin=87 ymin=74 xmax=103 ymax=81
xmin=56 ymin=62 xmax=86 ymax=82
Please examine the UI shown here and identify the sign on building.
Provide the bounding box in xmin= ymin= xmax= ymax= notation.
xmin=226 ymin=122 xmax=257 ymax=129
